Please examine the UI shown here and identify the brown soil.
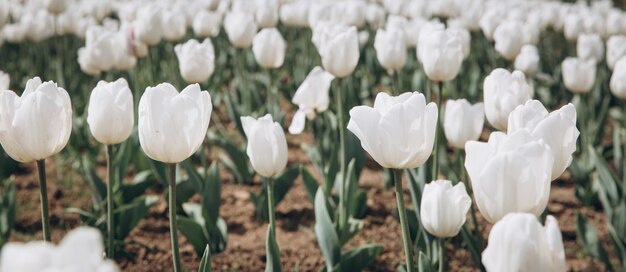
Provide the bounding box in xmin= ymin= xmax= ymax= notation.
xmin=7 ymin=132 xmax=613 ymax=272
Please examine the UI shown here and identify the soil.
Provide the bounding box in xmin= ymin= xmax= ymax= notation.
xmin=7 ymin=131 xmax=614 ymax=272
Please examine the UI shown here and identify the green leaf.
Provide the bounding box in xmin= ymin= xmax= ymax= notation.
xmin=253 ymin=166 xmax=299 ymax=222
xmin=576 ymin=212 xmax=614 ymax=271
xmin=178 ymin=216 xmax=209 ymax=256
xmin=81 ymin=155 xmax=106 ymax=211
xmin=301 ymin=167 xmax=319 ymax=206
xmin=460 ymin=225 xmax=484 ymax=271
xmin=337 ymin=244 xmax=383 ymax=271
xmin=198 ymin=245 xmax=212 ymax=272
xmin=265 ymin=228 xmax=282 ymax=272
xmin=208 ymin=132 xmax=253 ymax=184
xmin=202 ymin=162 xmax=222 ymax=223
xmin=314 ymin=188 xmax=340 ymax=271
xmin=0 ymin=179 xmax=16 ymax=247
xmin=417 ymin=251 xmax=434 ymax=272
xmin=116 ymin=195 xmax=158 ymax=239
xmin=120 ymin=171 xmax=156 ymax=203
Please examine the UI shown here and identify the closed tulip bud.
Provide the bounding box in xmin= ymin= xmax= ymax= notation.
xmin=175 ymin=39 xmax=215 ymax=83
xmin=482 ymin=213 xmax=566 ymax=272
xmin=192 ymin=10 xmax=222 ymax=38
xmin=0 ymin=77 xmax=72 ymax=163
xmin=44 ymin=0 xmax=69 ymax=14
xmin=564 ymin=13 xmax=584 ymax=41
xmin=508 ymin=100 xmax=579 ymax=180
xmin=289 ymin=67 xmax=335 ymax=134
xmin=447 ymin=26 xmax=471 ymax=59
xmin=138 ymin=83 xmax=212 ymax=163
xmin=443 ymin=99 xmax=484 ymax=149
xmin=161 ymin=10 xmax=186 ymax=42
xmin=241 ymin=114 xmax=288 ymax=177
xmin=610 ymin=57 xmax=626 ymax=100
xmin=134 ymin=6 xmax=163 ymax=46
xmin=374 ymin=27 xmax=407 ymax=74
xmin=606 ymin=10 xmax=626 ymax=37
xmin=606 ymin=35 xmax=626 ymax=70
xmin=514 ymin=45 xmax=540 ymax=76
xmin=493 ymin=21 xmax=524 ymax=61
xmin=483 ymin=69 xmax=532 ymax=131
xmin=0 ymin=71 xmax=9 ymax=90
xmin=562 ymin=57 xmax=596 ymax=93
xmin=479 ymin=8 xmax=504 ymax=41
xmin=465 ymin=130 xmax=554 ymax=223
xmin=420 ymin=180 xmax=471 ymax=238
xmin=347 ymin=92 xmax=438 ymax=169
xmin=255 ymin=0 xmax=279 ymax=28
xmin=279 ymin=1 xmax=310 ymax=28
xmin=577 ymin=33 xmax=604 ymax=62
xmin=252 ymin=28 xmax=286 ymax=69
xmin=418 ymin=28 xmax=464 ymax=82
xmin=78 ymin=26 xmax=118 ymax=75
xmin=224 ymin=11 xmax=258 ymax=48
xmin=318 ymin=25 xmax=360 ymax=78
xmin=87 ymin=79 xmax=134 ymax=145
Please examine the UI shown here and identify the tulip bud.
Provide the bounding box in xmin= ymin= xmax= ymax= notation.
xmin=318 ymin=25 xmax=360 ymax=78
xmin=78 ymin=26 xmax=118 ymax=75
xmin=347 ymin=92 xmax=438 ymax=169
xmin=610 ymin=57 xmax=626 ymax=100
xmin=44 ymin=0 xmax=69 ymax=14
xmin=443 ymin=99 xmax=484 ymax=149
xmin=482 ymin=213 xmax=566 ymax=272
xmin=514 ymin=45 xmax=540 ymax=76
xmin=134 ymin=6 xmax=163 ymax=46
xmin=161 ymin=10 xmax=186 ymax=42
xmin=0 ymin=70 xmax=9 ymax=90
xmin=420 ymin=180 xmax=471 ymax=238
xmin=192 ymin=10 xmax=222 ymax=38
xmin=577 ymin=33 xmax=604 ymax=62
xmin=241 ymin=114 xmax=288 ymax=177
xmin=289 ymin=67 xmax=334 ymax=134
xmin=606 ymin=35 xmax=626 ymax=70
xmin=0 ymin=77 xmax=72 ymax=163
xmin=279 ymin=1 xmax=310 ymax=28
xmin=479 ymin=8 xmax=504 ymax=41
xmin=564 ymin=13 xmax=584 ymax=41
xmin=465 ymin=130 xmax=554 ymax=223
xmin=138 ymin=83 xmax=212 ymax=163
xmin=561 ymin=57 xmax=596 ymax=93
xmin=447 ymin=26 xmax=471 ymax=59
xmin=224 ymin=11 xmax=258 ymax=48
xmin=374 ymin=27 xmax=407 ymax=74
xmin=493 ymin=21 xmax=524 ymax=61
xmin=87 ymin=79 xmax=134 ymax=145
xmin=606 ymin=10 xmax=626 ymax=37
xmin=483 ymin=69 xmax=532 ymax=131
xmin=255 ymin=0 xmax=279 ymax=28
xmin=174 ymin=39 xmax=215 ymax=83
xmin=418 ymin=28 xmax=464 ymax=82
xmin=252 ymin=28 xmax=286 ymax=69
xmin=508 ymin=100 xmax=579 ymax=180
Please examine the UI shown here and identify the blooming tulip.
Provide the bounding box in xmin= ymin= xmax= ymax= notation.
xmin=347 ymin=92 xmax=438 ymax=169
xmin=174 ymin=39 xmax=215 ymax=83
xmin=241 ymin=114 xmax=288 ymax=178
xmin=87 ymin=78 xmax=134 ymax=145
xmin=465 ymin=130 xmax=554 ymax=223
xmin=482 ymin=213 xmax=566 ymax=272
xmin=289 ymin=67 xmax=334 ymax=134
xmin=0 ymin=70 xmax=8 ymax=90
xmin=606 ymin=35 xmax=626 ymax=70
xmin=224 ymin=11 xmax=258 ymax=48
xmin=515 ymin=45 xmax=540 ymax=76
xmin=447 ymin=26 xmax=471 ymax=59
xmin=577 ymin=33 xmax=604 ymax=62
xmin=192 ymin=10 xmax=222 ymax=38
xmin=420 ymin=180 xmax=471 ymax=238
xmin=508 ymin=100 xmax=579 ymax=180
xmin=562 ymin=57 xmax=596 ymax=93
xmin=374 ymin=27 xmax=406 ymax=74
xmin=252 ymin=28 xmax=286 ymax=69
xmin=610 ymin=57 xmax=626 ymax=100
xmin=318 ymin=25 xmax=360 ymax=78
xmin=483 ymin=69 xmax=532 ymax=131
xmin=138 ymin=83 xmax=212 ymax=164
xmin=418 ymin=28 xmax=464 ymax=82
xmin=78 ymin=26 xmax=118 ymax=75
xmin=493 ymin=21 xmax=524 ymax=61
xmin=443 ymin=99 xmax=484 ymax=149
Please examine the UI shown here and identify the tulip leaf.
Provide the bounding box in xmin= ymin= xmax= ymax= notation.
xmin=0 ymin=178 xmax=16 ymax=248
xmin=116 ymin=195 xmax=158 ymax=239
xmin=198 ymin=244 xmax=212 ymax=272
xmin=81 ymin=154 xmax=106 ymax=211
xmin=417 ymin=251 xmax=434 ymax=272
xmin=181 ymin=202 xmax=228 ymax=255
xmin=265 ymin=227 xmax=282 ymax=272
xmin=314 ymin=188 xmax=341 ymax=271
xmin=251 ymin=166 xmax=299 ymax=222
xmin=460 ymin=225 xmax=485 ymax=271
xmin=576 ymin=212 xmax=614 ymax=271
xmin=120 ymin=171 xmax=156 ymax=203
xmin=208 ymin=131 xmax=253 ymax=184
xmin=301 ymin=167 xmax=319 ymax=206
xmin=321 ymin=244 xmax=384 ymax=272
xmin=178 ymin=216 xmax=210 ymax=257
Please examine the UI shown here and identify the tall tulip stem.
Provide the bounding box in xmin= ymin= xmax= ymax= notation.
xmin=336 ymin=78 xmax=348 ymax=230
xmin=266 ymin=177 xmax=276 ymax=236
xmin=168 ymin=163 xmax=182 ymax=272
xmin=458 ymin=150 xmax=482 ymax=245
xmin=106 ymin=145 xmax=115 ymax=259
xmin=438 ymin=238 xmax=446 ymax=272
xmin=432 ymin=81 xmax=443 ymax=180
xmin=393 ymin=169 xmax=414 ymax=272
xmin=36 ymin=159 xmax=51 ymax=242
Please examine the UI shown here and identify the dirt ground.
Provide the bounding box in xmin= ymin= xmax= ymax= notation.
xmin=7 ymin=132 xmax=613 ymax=272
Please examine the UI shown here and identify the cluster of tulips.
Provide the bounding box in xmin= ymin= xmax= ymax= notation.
xmin=0 ymin=0 xmax=626 ymax=271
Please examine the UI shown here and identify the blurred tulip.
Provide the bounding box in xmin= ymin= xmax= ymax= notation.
xmin=374 ymin=27 xmax=407 ymax=74
xmin=87 ymin=79 xmax=134 ymax=145
xmin=606 ymin=10 xmax=626 ymax=37
xmin=78 ymin=26 xmax=118 ymax=75
xmin=161 ymin=10 xmax=186 ymax=42
xmin=255 ymin=0 xmax=279 ymax=28
xmin=289 ymin=67 xmax=334 ymax=134
xmin=318 ymin=25 xmax=360 ymax=78
xmin=192 ymin=10 xmax=222 ymax=38
xmin=44 ymin=0 xmax=69 ymax=14
xmin=134 ymin=6 xmax=163 ymax=46
xmin=447 ymin=26 xmax=471 ymax=59
xmin=606 ymin=35 xmax=626 ymax=70
xmin=0 ymin=241 xmax=54 ymax=272
xmin=224 ymin=11 xmax=258 ymax=48
xmin=138 ymin=83 xmax=212 ymax=163
xmin=479 ymin=7 xmax=504 ymax=41
xmin=562 ymin=57 xmax=596 ymax=94
xmin=482 ymin=213 xmax=566 ymax=272
xmin=493 ymin=21 xmax=524 ymax=61
xmin=279 ymin=1 xmax=310 ymax=27
xmin=420 ymin=180 xmax=471 ymax=238
xmin=577 ymin=33 xmax=604 ymax=62
xmin=241 ymin=114 xmax=288 ymax=177
xmin=514 ymin=45 xmax=540 ymax=76
xmin=465 ymin=130 xmax=554 ymax=223
xmin=418 ymin=28 xmax=464 ymax=82
xmin=564 ymin=13 xmax=584 ymax=41
xmin=508 ymin=100 xmax=579 ymax=180
xmin=0 ymin=70 xmax=8 ymax=90
xmin=483 ymin=69 xmax=532 ymax=131
xmin=252 ymin=28 xmax=286 ymax=69
xmin=443 ymin=99 xmax=484 ymax=149
xmin=174 ymin=39 xmax=215 ymax=83
xmin=610 ymin=57 xmax=626 ymax=100
xmin=347 ymin=92 xmax=438 ymax=169
xmin=0 ymin=77 xmax=72 ymax=163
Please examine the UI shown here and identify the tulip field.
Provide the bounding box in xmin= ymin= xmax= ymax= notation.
xmin=3 ymin=0 xmax=626 ymax=271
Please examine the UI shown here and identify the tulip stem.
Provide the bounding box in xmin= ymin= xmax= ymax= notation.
xmin=393 ymin=169 xmax=414 ymax=272
xmin=266 ymin=177 xmax=276 ymax=236
xmin=168 ymin=163 xmax=182 ymax=272
xmin=392 ymin=72 xmax=400 ymax=95
xmin=458 ymin=151 xmax=481 ymax=244
xmin=432 ymin=81 xmax=443 ymax=180
xmin=106 ymin=145 xmax=115 ymax=259
xmin=36 ymin=160 xmax=51 ymax=242
xmin=439 ymin=238 xmax=446 ymax=272
xmin=336 ymin=78 xmax=348 ymax=231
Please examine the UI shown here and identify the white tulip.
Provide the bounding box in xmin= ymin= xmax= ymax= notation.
xmin=479 ymin=7 xmax=504 ymax=41
xmin=44 ymin=0 xmax=69 ymax=14
xmin=0 ymin=241 xmax=54 ymax=272
xmin=564 ymin=13 xmax=584 ymax=41
xmin=493 ymin=21 xmax=524 ymax=61
xmin=161 ymin=10 xmax=186 ymax=42
xmin=241 ymin=114 xmax=288 ymax=177
xmin=447 ymin=26 xmax=471 ymax=59
xmin=174 ymin=39 xmax=215 ymax=83
xmin=192 ymin=10 xmax=222 ymax=38
xmin=87 ymin=78 xmax=134 ymax=145
xmin=577 ymin=33 xmax=604 ymax=62
xmin=318 ymin=25 xmax=360 ymax=78
xmin=418 ymin=28 xmax=464 ymax=82
xmin=443 ymin=99 xmax=484 ymax=150
xmin=255 ymin=0 xmax=279 ymax=28
xmin=562 ymin=57 xmax=597 ymax=94
xmin=606 ymin=35 xmax=626 ymax=70
xmin=224 ymin=11 xmax=258 ymax=48
xmin=252 ymin=28 xmax=286 ymax=69
xmin=515 ymin=45 xmax=540 ymax=76
xmin=374 ymin=27 xmax=407 ymax=74
xmin=610 ymin=57 xmax=626 ymax=100
xmin=0 ymin=71 xmax=8 ymax=90
xmin=289 ymin=67 xmax=335 ymax=134
xmin=483 ymin=69 xmax=532 ymax=131
xmin=134 ymin=6 xmax=163 ymax=46
xmin=279 ymin=1 xmax=310 ymax=28
xmin=420 ymin=180 xmax=471 ymax=238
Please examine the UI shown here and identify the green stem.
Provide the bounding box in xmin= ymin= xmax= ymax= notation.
xmin=458 ymin=151 xmax=481 ymax=244
xmin=106 ymin=145 xmax=115 ymax=259
xmin=168 ymin=164 xmax=182 ymax=272
xmin=623 ymin=101 xmax=626 ymax=187
xmin=267 ymin=177 xmax=276 ymax=236
xmin=36 ymin=160 xmax=51 ymax=242
xmin=391 ymin=71 xmax=400 ymax=96
xmin=336 ymin=78 xmax=347 ymax=230
xmin=439 ymin=238 xmax=446 ymax=272
xmin=432 ymin=81 xmax=443 ymax=180
xmin=393 ymin=169 xmax=414 ymax=272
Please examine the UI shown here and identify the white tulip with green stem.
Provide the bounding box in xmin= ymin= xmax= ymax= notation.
xmin=288 ymin=66 xmax=334 ymax=135
xmin=0 ymin=77 xmax=72 ymax=242
xmin=252 ymin=27 xmax=286 ymax=120
xmin=348 ymin=92 xmax=438 ymax=271
xmin=138 ymin=83 xmax=212 ymax=272
xmin=241 ymin=114 xmax=288 ymax=272
xmin=86 ymin=78 xmax=135 ymax=259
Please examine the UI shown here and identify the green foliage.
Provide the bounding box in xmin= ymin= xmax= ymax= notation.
xmin=250 ymin=166 xmax=300 ymax=222
xmin=0 ymin=178 xmax=16 ymax=248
